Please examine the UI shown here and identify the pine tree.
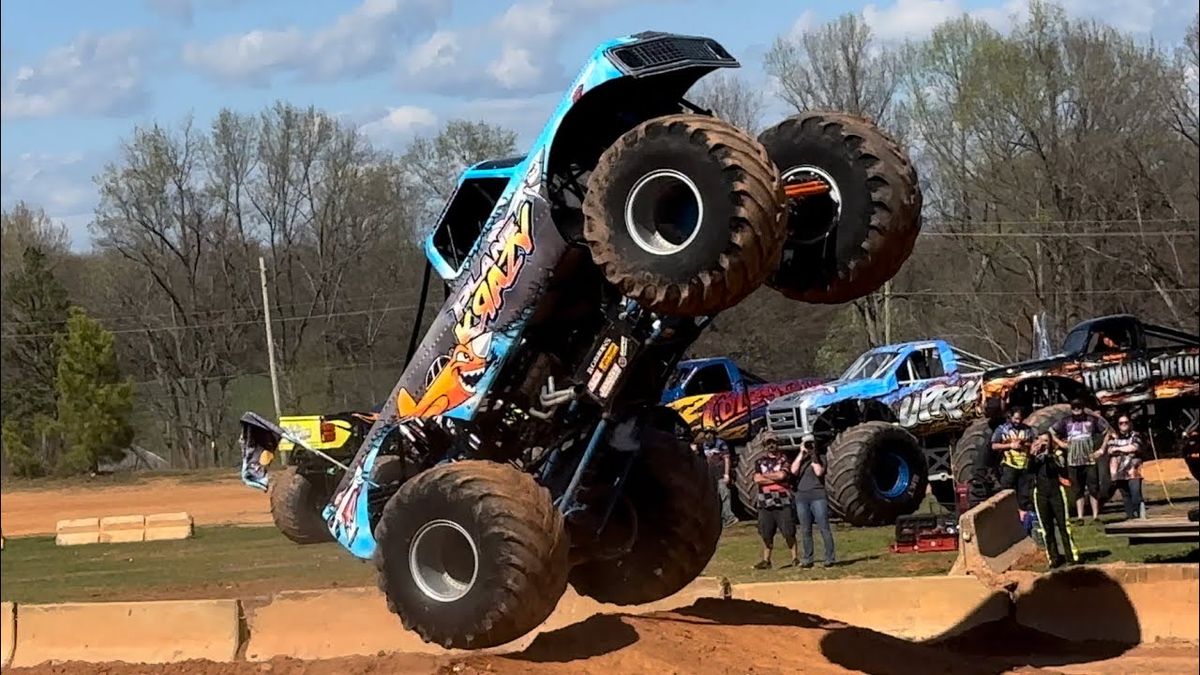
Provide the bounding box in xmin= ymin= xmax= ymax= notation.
xmin=55 ymin=307 xmax=134 ymax=474
xmin=1 ymin=246 xmax=71 ymax=422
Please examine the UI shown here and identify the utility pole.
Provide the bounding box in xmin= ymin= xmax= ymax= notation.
xmin=259 ymin=256 xmax=282 ymax=421
xmin=883 ymin=281 xmax=892 ymax=344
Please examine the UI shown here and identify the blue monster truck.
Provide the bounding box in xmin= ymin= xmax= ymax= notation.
xmin=763 ymin=340 xmax=998 ymax=525
xmin=237 ymin=32 xmax=922 ymax=650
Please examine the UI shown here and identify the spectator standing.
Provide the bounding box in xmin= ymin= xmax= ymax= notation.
xmin=991 ymin=407 xmax=1035 ymax=513
xmin=1103 ymin=414 xmax=1145 ymax=520
xmin=1051 ymin=398 xmax=1111 ymax=522
xmin=752 ymin=433 xmax=798 ymax=569
xmin=699 ymin=428 xmax=738 ymax=527
xmin=1028 ymin=432 xmax=1079 ymax=568
xmin=791 ymin=435 xmax=835 ymax=568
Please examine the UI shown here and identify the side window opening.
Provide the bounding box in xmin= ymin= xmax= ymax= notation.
xmin=431 ymin=177 xmax=510 ymax=273
xmin=683 ymin=364 xmax=733 ymax=397
xmin=899 ymin=348 xmax=942 ymax=383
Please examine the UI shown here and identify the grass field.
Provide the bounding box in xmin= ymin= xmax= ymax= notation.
xmin=3 ymin=482 xmax=1196 ymax=605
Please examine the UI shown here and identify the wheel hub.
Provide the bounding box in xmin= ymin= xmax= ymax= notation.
xmin=782 ymin=165 xmax=842 ymax=245
xmin=408 ymin=519 xmax=479 ymax=603
xmin=624 ymin=169 xmax=704 ymax=255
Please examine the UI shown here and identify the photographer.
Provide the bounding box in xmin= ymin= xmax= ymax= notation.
xmin=1029 ymin=432 xmax=1079 ymax=567
xmin=791 ymin=434 xmax=835 ymax=569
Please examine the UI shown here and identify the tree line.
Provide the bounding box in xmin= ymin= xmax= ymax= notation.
xmin=2 ymin=1 xmax=1197 ymax=474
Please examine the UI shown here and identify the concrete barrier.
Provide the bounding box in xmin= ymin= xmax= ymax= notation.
xmin=950 ymin=489 xmax=1040 ymax=578
xmin=731 ymin=576 xmax=1010 ymax=641
xmin=244 ymin=576 xmax=726 ymax=661
xmin=10 ymin=599 xmax=240 ymax=667
xmin=1015 ymin=564 xmax=1199 ymax=644
xmin=144 ymin=512 xmax=194 ymax=541
xmin=1 ymin=602 xmax=14 ymax=668
xmin=99 ymin=515 xmax=146 ymax=544
xmin=53 ymin=512 xmax=194 ymax=546
xmin=54 ymin=517 xmax=100 ymax=546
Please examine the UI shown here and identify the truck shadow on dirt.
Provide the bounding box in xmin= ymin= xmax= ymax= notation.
xmin=510 ymin=568 xmax=1141 ymax=674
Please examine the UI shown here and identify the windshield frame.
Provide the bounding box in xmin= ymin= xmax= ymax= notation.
xmin=839 ymin=350 xmax=901 ymax=382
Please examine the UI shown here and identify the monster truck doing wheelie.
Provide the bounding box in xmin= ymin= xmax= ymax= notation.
xmin=954 ymin=314 xmax=1200 ymax=493
xmin=237 ymin=32 xmax=922 ymax=650
xmin=762 ymin=340 xmax=998 ymax=525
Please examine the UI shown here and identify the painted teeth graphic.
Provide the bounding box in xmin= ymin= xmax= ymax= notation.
xmin=459 ymin=365 xmax=485 ymax=393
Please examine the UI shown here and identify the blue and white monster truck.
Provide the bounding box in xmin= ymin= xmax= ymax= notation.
xmin=237 ymin=32 xmax=922 ymax=649
xmin=763 ymin=340 xmax=998 ymax=525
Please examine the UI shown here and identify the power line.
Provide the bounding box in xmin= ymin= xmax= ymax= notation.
xmin=919 ymin=230 xmax=1196 ymax=238
xmin=894 ymin=288 xmax=1200 ymax=297
xmin=0 ymin=303 xmax=417 ymax=341
xmin=0 ymin=293 xmax=419 ymax=329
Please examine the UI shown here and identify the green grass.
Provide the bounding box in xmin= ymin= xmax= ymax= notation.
xmin=0 ymin=526 xmax=373 ymax=604
xmin=3 ymin=485 xmax=1196 ymax=605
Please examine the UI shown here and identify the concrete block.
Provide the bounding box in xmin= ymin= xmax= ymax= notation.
xmin=144 ymin=511 xmax=193 ymax=541
xmin=1015 ymin=564 xmax=1199 ymax=644
xmin=99 ymin=514 xmax=146 ymax=544
xmin=54 ymin=517 xmax=100 ymax=546
xmin=731 ymin=576 xmax=1010 ymax=641
xmin=245 ymin=576 xmax=727 ymax=660
xmin=951 ymin=488 xmax=1040 ymax=578
xmin=1 ymin=602 xmax=14 ymax=668
xmin=10 ymin=599 xmax=240 ymax=667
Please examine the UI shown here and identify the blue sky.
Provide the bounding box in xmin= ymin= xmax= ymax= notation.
xmin=2 ymin=0 xmax=1195 ymax=249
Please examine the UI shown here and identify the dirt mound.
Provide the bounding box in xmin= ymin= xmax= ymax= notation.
xmin=12 ymin=598 xmax=1195 ymax=675
xmin=1 ymin=478 xmax=270 ymax=536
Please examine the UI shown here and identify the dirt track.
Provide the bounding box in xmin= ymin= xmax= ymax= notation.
xmin=10 ymin=599 xmax=1198 ymax=674
xmin=0 ymin=478 xmax=270 ymax=536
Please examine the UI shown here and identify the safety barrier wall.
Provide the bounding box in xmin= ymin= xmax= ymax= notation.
xmin=9 ymin=599 xmax=239 ymax=668
xmin=730 ymin=576 xmax=1010 ymax=640
xmin=950 ymin=489 xmax=1040 ymax=577
xmin=53 ymin=512 xmax=194 ymax=546
xmin=5 ymin=566 xmax=1196 ymax=666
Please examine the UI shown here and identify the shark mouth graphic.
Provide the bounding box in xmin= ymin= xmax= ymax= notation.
xmin=459 ymin=364 xmax=486 ymax=393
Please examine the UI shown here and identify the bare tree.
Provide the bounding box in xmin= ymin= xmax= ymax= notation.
xmin=1 ymin=202 xmax=69 ymax=273
xmin=688 ymin=71 xmax=766 ymax=133
xmin=402 ymin=120 xmax=518 ymax=235
xmin=764 ymin=13 xmax=903 ymax=128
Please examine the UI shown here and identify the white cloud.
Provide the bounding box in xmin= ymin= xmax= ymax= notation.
xmin=405 ymin=31 xmax=460 ymax=74
xmin=359 ymin=105 xmax=437 ymax=143
xmin=398 ymin=0 xmax=682 ymax=98
xmin=1 ymin=31 xmax=153 ymax=120
xmin=0 ymin=152 xmax=107 ymax=248
xmin=863 ymin=0 xmax=968 ymax=40
xmin=183 ymin=0 xmax=451 ymax=84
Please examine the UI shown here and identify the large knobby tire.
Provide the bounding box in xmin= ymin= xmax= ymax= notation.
xmin=952 ymin=418 xmax=994 ymax=486
xmin=374 ymin=461 xmax=568 ymax=649
xmin=269 ymin=466 xmax=335 ymax=545
xmin=583 ymin=113 xmax=786 ymax=316
xmin=758 ymin=111 xmax=922 ymax=305
xmin=734 ymin=432 xmax=774 ymax=519
xmin=1026 ymin=403 xmax=1112 ymax=496
xmin=1026 ymin=404 xmax=1108 ymax=444
xmin=826 ymin=421 xmax=927 ymax=526
xmin=569 ymin=409 xmax=721 ymax=605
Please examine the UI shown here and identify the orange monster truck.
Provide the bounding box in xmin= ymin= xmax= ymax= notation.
xmin=953 ymin=314 xmax=1200 ymax=494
